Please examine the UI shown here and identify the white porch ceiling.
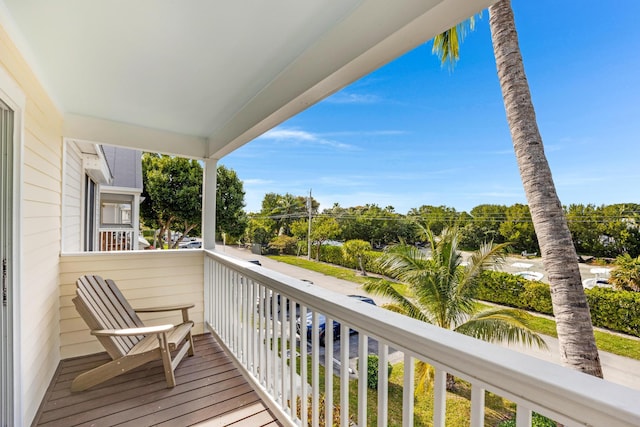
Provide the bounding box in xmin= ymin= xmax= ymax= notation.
xmin=2 ymin=0 xmax=494 ymax=159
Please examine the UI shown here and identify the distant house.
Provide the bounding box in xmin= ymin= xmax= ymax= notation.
xmin=63 ymin=141 xmax=143 ymax=252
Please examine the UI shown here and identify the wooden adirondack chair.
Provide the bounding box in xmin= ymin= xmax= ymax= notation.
xmin=71 ymin=275 xmax=195 ymax=392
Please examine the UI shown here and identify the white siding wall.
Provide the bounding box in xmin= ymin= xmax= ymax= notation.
xmin=59 ymin=250 xmax=205 ymax=358
xmin=0 ymin=23 xmax=64 ymax=424
xmin=62 ymin=142 xmax=83 ymax=252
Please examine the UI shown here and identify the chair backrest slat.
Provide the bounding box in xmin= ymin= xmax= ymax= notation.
xmin=75 ymin=275 xmax=145 ymax=358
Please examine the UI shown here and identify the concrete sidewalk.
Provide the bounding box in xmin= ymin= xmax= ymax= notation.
xmin=215 ymin=245 xmax=640 ymax=391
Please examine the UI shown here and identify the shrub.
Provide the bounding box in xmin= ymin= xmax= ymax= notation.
xmin=268 ymin=235 xmax=298 ymax=255
xmin=358 ymin=354 xmax=393 ymax=389
xmin=498 ymin=412 xmax=556 ymax=427
xmin=314 ymin=245 xmax=385 ymax=274
xmin=586 ymin=287 xmax=640 ymax=337
xmin=476 ymin=271 xmax=640 ymax=337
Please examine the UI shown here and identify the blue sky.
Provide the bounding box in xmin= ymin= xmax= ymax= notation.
xmin=222 ymin=0 xmax=640 ymax=215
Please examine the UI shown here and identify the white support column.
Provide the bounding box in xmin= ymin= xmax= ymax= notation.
xmin=202 ymin=158 xmax=218 ymax=250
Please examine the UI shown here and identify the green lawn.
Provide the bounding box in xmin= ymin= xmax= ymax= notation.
xmin=294 ymin=346 xmax=515 ymax=426
xmin=270 ymin=255 xmax=640 ymax=360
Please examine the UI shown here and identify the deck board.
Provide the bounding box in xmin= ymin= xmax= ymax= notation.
xmin=33 ymin=334 xmax=283 ymax=427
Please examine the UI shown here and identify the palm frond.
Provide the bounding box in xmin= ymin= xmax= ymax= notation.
xmin=414 ymin=360 xmax=434 ymax=394
xmin=363 ymin=280 xmax=432 ymax=323
xmin=455 ymin=307 xmax=548 ymax=349
xmin=432 ymin=16 xmax=477 ymax=69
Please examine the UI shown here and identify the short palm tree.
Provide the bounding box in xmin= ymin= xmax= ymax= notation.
xmin=364 ymin=227 xmax=547 ymax=390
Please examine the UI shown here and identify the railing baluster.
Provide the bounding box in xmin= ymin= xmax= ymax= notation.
xmin=272 ymin=291 xmax=279 ymax=403
xmin=516 ymin=404 xmax=532 ymax=427
xmin=289 ymin=298 xmax=297 ymax=419
xmin=312 ymin=311 xmax=320 ymax=427
xmin=358 ymin=333 xmax=368 ymax=426
xmin=325 ymin=315 xmax=334 ymax=425
xmin=471 ymin=385 xmax=485 ymax=427
xmin=265 ymin=287 xmax=272 ymax=392
xmin=378 ymin=343 xmax=388 ymax=427
xmin=231 ymin=271 xmax=237 ymax=354
xmin=251 ymin=280 xmax=257 ymax=378
xmin=433 ymin=368 xmax=446 ymax=427
xmin=340 ymin=323 xmax=350 ymax=427
xmin=403 ymin=354 xmax=414 ymax=427
xmin=280 ymin=295 xmax=288 ymax=411
xmin=258 ymin=283 xmax=265 ymax=386
xmin=242 ymin=274 xmax=249 ymax=365
xmin=300 ymin=305 xmax=308 ymax=427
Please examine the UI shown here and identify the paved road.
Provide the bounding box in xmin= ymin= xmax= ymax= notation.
xmin=217 ymin=245 xmax=640 ymax=390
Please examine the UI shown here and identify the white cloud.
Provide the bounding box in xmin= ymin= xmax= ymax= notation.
xmin=259 ymin=127 xmax=356 ymax=150
xmin=324 ymin=92 xmax=380 ymax=104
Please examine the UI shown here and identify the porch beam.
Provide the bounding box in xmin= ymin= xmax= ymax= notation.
xmin=63 ymin=114 xmax=208 ymax=159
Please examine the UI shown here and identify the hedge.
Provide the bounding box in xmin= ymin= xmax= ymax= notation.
xmin=304 ymin=247 xmax=640 ymax=338
xmin=476 ymin=271 xmax=640 ymax=338
xmin=311 ymin=245 xmax=386 ymax=275
xmin=586 ymin=287 xmax=640 ymax=337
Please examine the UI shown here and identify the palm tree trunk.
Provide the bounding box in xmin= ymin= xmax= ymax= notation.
xmin=488 ymin=0 xmax=602 ymax=377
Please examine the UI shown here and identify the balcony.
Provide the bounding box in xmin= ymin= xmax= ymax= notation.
xmin=49 ymin=249 xmax=640 ymax=426
xmin=98 ymin=228 xmax=136 ymax=252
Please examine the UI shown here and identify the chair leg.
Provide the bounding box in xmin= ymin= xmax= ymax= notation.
xmin=187 ymin=331 xmax=195 ymax=357
xmin=158 ymin=332 xmax=176 ymax=388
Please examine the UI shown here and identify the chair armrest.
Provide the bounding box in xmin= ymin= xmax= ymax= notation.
xmin=91 ymin=324 xmax=174 ymax=337
xmin=135 ymin=304 xmax=194 ymax=323
xmin=134 ymin=303 xmax=195 ymax=313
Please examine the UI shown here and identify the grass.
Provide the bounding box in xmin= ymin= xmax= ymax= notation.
xmin=294 ymin=345 xmax=515 ymax=426
xmin=271 ymin=254 xmax=640 ymax=361
xmin=270 ymin=255 xmax=408 ymax=295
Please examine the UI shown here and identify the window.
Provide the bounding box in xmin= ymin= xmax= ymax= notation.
xmin=100 ymin=194 xmax=133 ymax=226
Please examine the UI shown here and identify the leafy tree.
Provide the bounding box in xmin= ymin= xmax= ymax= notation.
xmin=408 ymin=205 xmax=460 ymax=236
xmin=460 ymin=204 xmax=507 ymax=249
xmin=245 ymin=217 xmax=272 ymax=246
xmin=433 ymin=0 xmax=602 ymax=376
xmin=342 ymin=239 xmax=372 ymax=276
xmin=310 ymin=216 xmax=341 ymax=261
xmin=270 ymin=193 xmax=306 ymax=235
xmin=610 ymin=254 xmax=640 ymax=292
xmin=364 ymin=227 xmax=546 ymax=390
xmin=268 ymin=235 xmax=298 ymax=255
xmin=499 ymin=203 xmax=538 ymax=253
xmin=565 ymin=203 xmax=640 ymax=257
xmin=565 ymin=204 xmax=602 ymax=255
xmin=338 ymin=204 xmax=415 ymax=247
xmin=599 ymin=204 xmax=640 ymax=257
xmin=290 ymin=218 xmax=311 ymax=255
xmin=216 ymin=165 xmax=247 ymax=241
xmin=256 ymin=192 xmax=318 ymax=238
xmin=141 ymin=154 xmax=202 ymax=248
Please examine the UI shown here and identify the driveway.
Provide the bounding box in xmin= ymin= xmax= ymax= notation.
xmin=217 ymin=245 xmax=640 ymax=390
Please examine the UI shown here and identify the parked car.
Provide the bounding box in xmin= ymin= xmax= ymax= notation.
xmin=179 ymin=240 xmax=202 ymax=249
xmin=297 ymin=295 xmax=376 ymax=346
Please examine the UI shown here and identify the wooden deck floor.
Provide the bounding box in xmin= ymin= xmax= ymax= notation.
xmin=33 ymin=334 xmax=283 ymax=427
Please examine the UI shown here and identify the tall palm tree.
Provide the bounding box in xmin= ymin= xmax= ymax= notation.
xmin=432 ymin=0 xmax=603 ymax=378
xmin=364 ymin=227 xmax=547 ymax=389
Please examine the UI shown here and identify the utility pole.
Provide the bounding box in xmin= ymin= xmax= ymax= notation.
xmin=307 ymin=189 xmax=312 ymax=260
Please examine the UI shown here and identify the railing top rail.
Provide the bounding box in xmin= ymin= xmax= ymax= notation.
xmin=205 ymin=250 xmax=640 ymax=426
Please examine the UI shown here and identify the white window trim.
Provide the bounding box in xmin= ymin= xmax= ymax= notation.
xmin=0 ymin=64 xmax=25 ymax=426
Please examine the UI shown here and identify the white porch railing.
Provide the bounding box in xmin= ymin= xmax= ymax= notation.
xmin=204 ymin=250 xmax=640 ymax=427
xmin=98 ymin=228 xmax=135 ymax=251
